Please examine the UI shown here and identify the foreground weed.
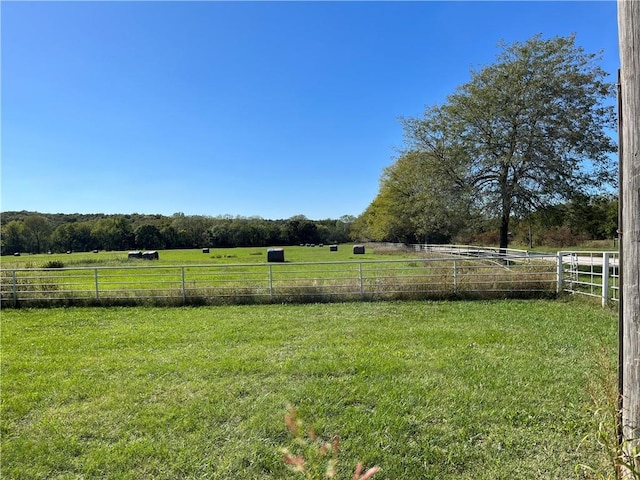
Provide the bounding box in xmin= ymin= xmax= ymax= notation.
xmin=281 ymin=405 xmax=379 ymax=480
xmin=576 ymin=347 xmax=640 ymax=480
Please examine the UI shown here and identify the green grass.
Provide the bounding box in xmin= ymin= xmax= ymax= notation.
xmin=2 ymin=245 xmax=559 ymax=307
xmin=1 ymin=300 xmax=616 ymax=479
xmin=515 ymin=239 xmax=618 ymax=255
xmin=0 ymin=245 xmax=406 ymax=270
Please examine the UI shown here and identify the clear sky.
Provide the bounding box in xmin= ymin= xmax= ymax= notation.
xmin=1 ymin=1 xmax=619 ymax=220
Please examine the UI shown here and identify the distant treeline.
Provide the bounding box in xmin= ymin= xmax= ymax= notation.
xmin=1 ymin=193 xmax=618 ymax=256
xmin=349 ymin=193 xmax=619 ymax=248
xmin=0 ymin=212 xmax=357 ymax=255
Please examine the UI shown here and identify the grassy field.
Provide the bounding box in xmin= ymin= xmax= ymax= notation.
xmin=2 ymin=245 xmax=559 ymax=307
xmin=0 ymin=244 xmax=407 ymax=270
xmin=1 ymin=299 xmax=617 ymax=479
xmin=514 ymin=239 xmax=618 ymax=254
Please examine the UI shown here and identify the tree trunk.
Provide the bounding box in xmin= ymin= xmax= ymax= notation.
xmin=499 ymin=213 xmax=509 ymax=250
xmin=618 ymin=0 xmax=640 ymax=473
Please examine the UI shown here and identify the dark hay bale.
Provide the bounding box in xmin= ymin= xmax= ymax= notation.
xmin=142 ymin=251 xmax=159 ymax=260
xmin=267 ymin=248 xmax=285 ymax=262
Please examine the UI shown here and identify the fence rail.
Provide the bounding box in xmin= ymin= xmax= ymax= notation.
xmin=0 ymin=247 xmax=619 ymax=308
xmin=558 ymin=250 xmax=620 ymax=306
xmin=375 ymin=244 xmax=620 ymax=306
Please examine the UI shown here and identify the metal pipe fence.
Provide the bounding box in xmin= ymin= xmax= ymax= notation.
xmin=1 ymin=256 xmax=559 ymax=308
xmin=1 ymin=247 xmax=620 ymax=308
xmin=412 ymin=243 xmax=531 ymax=258
xmin=557 ymin=250 xmax=620 ymax=306
xmin=375 ymin=244 xmax=621 ymax=307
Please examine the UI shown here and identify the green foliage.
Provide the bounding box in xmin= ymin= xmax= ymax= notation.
xmin=507 ymin=194 xmax=618 ymax=248
xmin=566 ymin=194 xmax=619 ymax=240
xmin=91 ymin=216 xmax=135 ymax=251
xmin=41 ymin=260 xmax=65 ymax=269
xmin=134 ymin=224 xmax=164 ymax=250
xmin=1 ymin=213 xmax=356 ymax=254
xmin=22 ymin=215 xmax=53 ymax=254
xmin=379 ymin=151 xmax=472 ymax=243
xmin=1 ymin=300 xmax=617 ymax=478
xmin=281 ymin=405 xmax=379 ymax=479
xmin=1 ymin=220 xmax=25 ymax=255
xmin=50 ymin=222 xmax=95 ymax=253
xmin=351 ymin=185 xmax=417 ymax=243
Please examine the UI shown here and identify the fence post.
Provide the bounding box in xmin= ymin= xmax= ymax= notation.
xmin=12 ymin=270 xmax=17 ymax=307
xmin=269 ymin=264 xmax=274 ymax=300
xmin=181 ymin=267 xmax=186 ymax=305
xmin=94 ymin=268 xmax=100 ymax=300
xmin=556 ymin=252 xmax=564 ymax=294
xmin=453 ymin=260 xmax=458 ymax=294
xmin=359 ymin=263 xmax=364 ymax=299
xmin=602 ymin=252 xmax=610 ymax=307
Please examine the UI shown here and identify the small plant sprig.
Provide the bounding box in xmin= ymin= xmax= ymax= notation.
xmin=281 ymin=405 xmax=380 ymax=480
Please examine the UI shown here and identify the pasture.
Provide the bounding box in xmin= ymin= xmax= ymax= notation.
xmin=1 ymin=299 xmax=617 ymax=479
xmin=1 ymin=245 xmax=558 ymax=307
xmin=1 ymin=245 xmax=392 ymax=269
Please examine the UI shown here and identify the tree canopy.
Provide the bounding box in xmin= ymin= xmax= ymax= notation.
xmin=365 ymin=34 xmax=617 ymax=248
xmin=0 ymin=212 xmax=358 ymax=255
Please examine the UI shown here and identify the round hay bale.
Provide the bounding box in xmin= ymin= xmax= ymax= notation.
xmin=267 ymin=248 xmax=285 ymax=262
xmin=142 ymin=251 xmax=159 ymax=260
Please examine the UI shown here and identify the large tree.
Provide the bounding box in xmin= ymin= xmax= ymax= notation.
xmin=353 ymin=183 xmax=417 ymax=243
xmin=22 ymin=215 xmax=53 ymax=253
xmin=1 ymin=220 xmax=25 ymax=255
xmin=401 ymin=34 xmax=617 ymax=249
xmin=91 ymin=217 xmax=134 ymax=251
xmin=50 ymin=222 xmax=95 ymax=252
xmin=134 ymin=224 xmax=164 ymax=250
xmin=381 ymin=151 xmax=473 ymax=243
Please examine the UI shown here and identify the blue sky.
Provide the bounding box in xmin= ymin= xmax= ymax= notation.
xmin=1 ymin=1 xmax=619 ymax=220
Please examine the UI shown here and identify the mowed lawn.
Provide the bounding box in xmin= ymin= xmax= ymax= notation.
xmin=1 ymin=300 xmax=617 ymax=479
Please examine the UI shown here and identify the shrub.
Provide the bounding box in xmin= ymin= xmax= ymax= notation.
xmin=42 ymin=260 xmax=65 ymax=269
xmin=539 ymin=227 xmax=589 ymax=248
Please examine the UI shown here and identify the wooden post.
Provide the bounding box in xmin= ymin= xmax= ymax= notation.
xmin=618 ymin=0 xmax=640 ymax=471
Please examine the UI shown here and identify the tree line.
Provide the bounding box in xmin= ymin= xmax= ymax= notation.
xmin=350 ymin=192 xmax=618 ymax=248
xmin=1 ymin=190 xmax=618 ymax=256
xmin=0 ymin=212 xmax=357 ymax=255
